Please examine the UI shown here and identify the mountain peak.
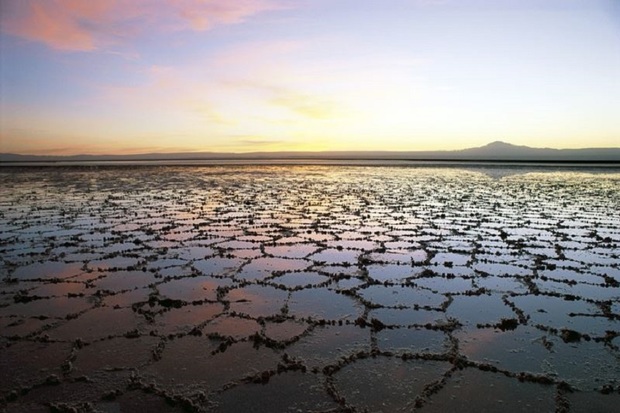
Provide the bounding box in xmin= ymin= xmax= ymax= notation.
xmin=1 ymin=141 xmax=619 ymax=162
xmin=483 ymin=141 xmax=517 ymax=148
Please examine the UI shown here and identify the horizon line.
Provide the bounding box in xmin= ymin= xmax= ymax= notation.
xmin=3 ymin=141 xmax=620 ymax=158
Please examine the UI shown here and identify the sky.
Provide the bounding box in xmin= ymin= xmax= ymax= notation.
xmin=1 ymin=0 xmax=619 ymax=155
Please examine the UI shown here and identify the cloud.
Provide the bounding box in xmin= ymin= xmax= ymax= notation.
xmin=171 ymin=0 xmax=282 ymax=31
xmin=223 ymin=135 xmax=314 ymax=152
xmin=234 ymin=136 xmax=285 ymax=146
xmin=0 ymin=1 xmax=111 ymax=51
xmin=97 ymin=63 xmax=238 ymax=130
xmin=98 ymin=64 xmax=200 ymax=110
xmin=213 ymin=39 xmax=304 ymax=69
xmin=0 ymin=0 xmax=282 ymax=52
xmin=220 ymin=78 xmax=342 ymax=120
xmin=270 ymin=91 xmax=337 ymax=119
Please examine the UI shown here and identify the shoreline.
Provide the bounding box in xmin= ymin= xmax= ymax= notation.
xmin=1 ymin=158 xmax=619 ymax=168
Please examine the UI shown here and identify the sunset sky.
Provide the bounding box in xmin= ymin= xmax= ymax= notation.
xmin=1 ymin=0 xmax=619 ymax=155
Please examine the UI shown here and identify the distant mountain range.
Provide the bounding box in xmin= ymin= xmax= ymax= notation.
xmin=1 ymin=141 xmax=619 ymax=163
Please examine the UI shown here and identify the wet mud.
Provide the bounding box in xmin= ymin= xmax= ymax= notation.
xmin=0 ymin=165 xmax=619 ymax=412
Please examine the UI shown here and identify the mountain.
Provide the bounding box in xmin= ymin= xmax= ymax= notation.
xmin=454 ymin=141 xmax=620 ymax=161
xmin=1 ymin=141 xmax=619 ymax=163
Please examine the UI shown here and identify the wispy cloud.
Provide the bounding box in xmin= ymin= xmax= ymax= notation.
xmin=234 ymin=136 xmax=285 ymax=147
xmin=1 ymin=1 xmax=113 ymax=51
xmin=221 ymin=78 xmax=343 ymax=120
xmin=226 ymin=135 xmax=314 ymax=151
xmin=171 ymin=0 xmax=283 ymax=31
xmin=95 ymin=63 xmax=241 ymax=134
xmin=213 ymin=39 xmax=304 ymax=68
xmin=1 ymin=0 xmax=283 ymax=52
xmin=269 ymin=91 xmax=337 ymax=119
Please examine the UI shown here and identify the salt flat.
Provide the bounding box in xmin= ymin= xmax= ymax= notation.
xmin=0 ymin=165 xmax=618 ymax=412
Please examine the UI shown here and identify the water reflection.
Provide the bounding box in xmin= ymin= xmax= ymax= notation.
xmin=0 ymin=165 xmax=618 ymax=410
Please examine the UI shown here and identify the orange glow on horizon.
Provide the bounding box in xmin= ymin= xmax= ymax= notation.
xmin=1 ymin=1 xmax=619 ymax=156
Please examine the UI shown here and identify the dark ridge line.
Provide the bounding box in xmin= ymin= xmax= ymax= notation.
xmin=1 ymin=158 xmax=619 ymax=166
xmin=3 ymin=140 xmax=620 ymax=163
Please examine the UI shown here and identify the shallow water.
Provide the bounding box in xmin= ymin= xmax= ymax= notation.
xmin=0 ymin=165 xmax=619 ymax=412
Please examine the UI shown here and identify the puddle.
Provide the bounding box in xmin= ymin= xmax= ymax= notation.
xmin=156 ymin=275 xmax=232 ymax=301
xmin=226 ymin=285 xmax=289 ymax=318
xmin=309 ymin=248 xmax=360 ymax=265
xmin=143 ymin=339 xmax=281 ymax=391
xmin=334 ymin=357 xmax=452 ymax=412
xmin=474 ymin=275 xmax=528 ymax=293
xmin=234 ymin=257 xmax=310 ymax=282
xmin=0 ymin=316 xmax=48 ymax=337
xmin=0 ymin=341 xmax=69 ymax=391
xmin=456 ymin=325 xmax=555 ymax=375
xmin=73 ymin=336 xmax=160 ymax=375
xmin=213 ymin=371 xmax=336 ymax=412
xmin=11 ymin=262 xmax=84 ymax=281
xmin=473 ymin=262 xmax=533 ymax=276
xmin=263 ymin=243 xmax=319 ymax=259
xmin=268 ymin=271 xmax=330 ymax=289
xmin=507 ymin=294 xmax=600 ymax=334
xmin=369 ymin=249 xmax=428 ymax=264
xmin=414 ymin=275 xmax=474 ymax=294
xmin=88 ymin=256 xmax=142 ymax=272
xmin=326 ymin=239 xmax=379 ymax=250
xmin=92 ymin=270 xmax=155 ymax=293
xmin=264 ymin=319 xmax=309 ymax=341
xmin=538 ymin=279 xmax=620 ymax=301
xmin=47 ymin=307 xmax=143 ymax=342
xmin=366 ymin=263 xmax=420 ymax=282
xmin=202 ymin=316 xmax=261 ymax=339
xmin=376 ymin=328 xmax=449 ymax=353
xmin=18 ymin=370 xmax=133 ymax=407
xmin=567 ymin=391 xmax=620 ymax=412
xmin=423 ymin=368 xmax=556 ymax=412
xmin=94 ymin=389 xmax=187 ymax=413
xmin=358 ymin=285 xmax=446 ymax=309
xmin=431 ymin=252 xmax=471 ymax=266
xmin=103 ymin=287 xmax=152 ymax=308
xmin=288 ymin=288 xmax=362 ymax=321
xmin=154 ymin=302 xmax=224 ymax=335
xmin=446 ymin=294 xmax=516 ymax=326
xmin=537 ymin=338 xmax=620 ymax=390
xmin=369 ymin=307 xmax=445 ymax=326
xmin=192 ymin=257 xmax=244 ymax=277
xmin=29 ymin=281 xmax=87 ymax=297
xmin=0 ymin=295 xmax=93 ymax=319
xmin=286 ymin=324 xmax=370 ymax=369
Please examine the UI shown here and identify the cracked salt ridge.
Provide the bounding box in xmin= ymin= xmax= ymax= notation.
xmin=334 ymin=357 xmax=453 ymax=412
xmin=1 ymin=166 xmax=620 ymax=411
